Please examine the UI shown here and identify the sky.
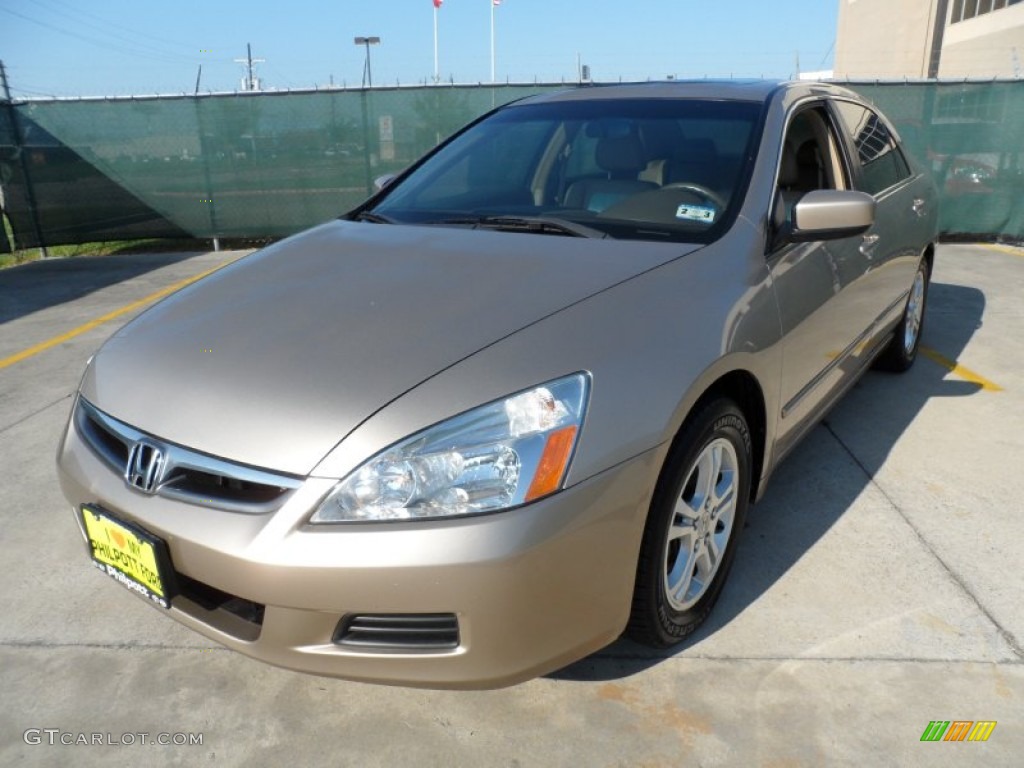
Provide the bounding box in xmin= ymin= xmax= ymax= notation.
xmin=0 ymin=0 xmax=838 ymax=98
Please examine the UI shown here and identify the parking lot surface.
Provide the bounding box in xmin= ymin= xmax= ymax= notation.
xmin=1 ymin=243 xmax=1021 ymax=766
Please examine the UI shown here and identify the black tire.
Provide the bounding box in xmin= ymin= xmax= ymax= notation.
xmin=626 ymin=399 xmax=752 ymax=647
xmin=874 ymin=256 xmax=931 ymax=373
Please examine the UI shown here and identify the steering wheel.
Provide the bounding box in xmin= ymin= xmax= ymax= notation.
xmin=662 ymin=183 xmax=727 ymax=210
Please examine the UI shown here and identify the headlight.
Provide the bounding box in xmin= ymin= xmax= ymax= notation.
xmin=310 ymin=373 xmax=590 ymax=522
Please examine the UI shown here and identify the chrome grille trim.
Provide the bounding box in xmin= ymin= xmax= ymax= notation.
xmin=75 ymin=397 xmax=303 ymax=514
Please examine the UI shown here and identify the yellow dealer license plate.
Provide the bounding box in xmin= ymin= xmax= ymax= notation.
xmin=81 ymin=506 xmax=174 ymax=609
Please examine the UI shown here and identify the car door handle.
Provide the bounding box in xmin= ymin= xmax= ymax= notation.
xmin=912 ymin=198 xmax=926 ymax=217
xmin=860 ymin=234 xmax=880 ymax=258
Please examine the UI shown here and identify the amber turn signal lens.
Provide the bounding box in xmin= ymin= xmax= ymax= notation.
xmin=525 ymin=425 xmax=578 ymax=502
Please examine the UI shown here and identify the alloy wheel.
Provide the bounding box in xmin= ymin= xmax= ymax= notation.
xmin=663 ymin=437 xmax=739 ymax=611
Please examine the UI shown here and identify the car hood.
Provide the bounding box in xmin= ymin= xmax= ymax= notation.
xmin=83 ymin=220 xmax=696 ymax=476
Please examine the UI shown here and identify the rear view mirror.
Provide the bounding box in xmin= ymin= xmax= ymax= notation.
xmin=373 ymin=174 xmax=397 ymax=192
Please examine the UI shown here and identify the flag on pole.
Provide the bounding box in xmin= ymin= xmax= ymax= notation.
xmin=433 ymin=0 xmax=442 ymax=82
xmin=491 ymin=0 xmax=505 ymax=82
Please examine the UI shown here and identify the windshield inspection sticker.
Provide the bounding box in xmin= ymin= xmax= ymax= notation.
xmin=675 ymin=204 xmax=717 ymax=224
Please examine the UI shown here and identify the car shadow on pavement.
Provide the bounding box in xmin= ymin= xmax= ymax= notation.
xmin=550 ymin=280 xmax=989 ymax=683
xmin=0 ymin=251 xmax=207 ymax=325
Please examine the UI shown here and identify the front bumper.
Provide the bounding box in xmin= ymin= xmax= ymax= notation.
xmin=57 ymin=403 xmax=661 ymax=689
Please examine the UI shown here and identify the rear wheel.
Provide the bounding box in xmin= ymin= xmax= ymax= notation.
xmin=627 ymin=399 xmax=752 ymax=646
xmin=875 ymin=256 xmax=930 ymax=372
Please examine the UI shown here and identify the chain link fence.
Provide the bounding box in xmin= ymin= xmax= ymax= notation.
xmin=1 ymin=81 xmax=1022 ymax=251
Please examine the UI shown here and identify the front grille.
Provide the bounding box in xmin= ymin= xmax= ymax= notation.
xmin=75 ymin=397 xmax=303 ymax=514
xmin=334 ymin=614 xmax=460 ymax=652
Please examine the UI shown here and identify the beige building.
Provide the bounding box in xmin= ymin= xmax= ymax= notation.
xmin=834 ymin=0 xmax=1024 ymax=79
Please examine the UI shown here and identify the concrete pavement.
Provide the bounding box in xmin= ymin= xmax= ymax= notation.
xmin=0 ymin=244 xmax=1021 ymax=766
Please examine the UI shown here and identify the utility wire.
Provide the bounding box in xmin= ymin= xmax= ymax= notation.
xmin=27 ymin=0 xmax=200 ymax=51
xmin=0 ymin=7 xmax=201 ymax=66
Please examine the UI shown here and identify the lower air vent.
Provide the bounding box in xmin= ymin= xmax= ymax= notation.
xmin=334 ymin=614 xmax=460 ymax=651
xmin=174 ymin=572 xmax=265 ymax=642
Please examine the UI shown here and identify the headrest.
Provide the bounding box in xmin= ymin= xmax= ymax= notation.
xmin=596 ymin=135 xmax=647 ymax=174
xmin=675 ymin=138 xmax=718 ymax=162
xmin=778 ymin=142 xmax=799 ymax=187
xmin=639 ymin=120 xmax=685 ymax=158
xmin=796 ymin=141 xmax=819 ymax=166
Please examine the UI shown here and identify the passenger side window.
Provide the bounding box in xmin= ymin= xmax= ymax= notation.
xmin=773 ymin=106 xmax=847 ymax=233
xmin=833 ymin=102 xmax=911 ymax=196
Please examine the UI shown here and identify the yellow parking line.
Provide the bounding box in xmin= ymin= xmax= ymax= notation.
xmin=980 ymin=243 xmax=1024 ymax=258
xmin=919 ymin=346 xmax=1004 ymax=392
xmin=0 ymin=258 xmax=240 ymax=372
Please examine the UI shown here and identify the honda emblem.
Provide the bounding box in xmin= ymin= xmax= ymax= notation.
xmin=125 ymin=440 xmax=165 ymax=494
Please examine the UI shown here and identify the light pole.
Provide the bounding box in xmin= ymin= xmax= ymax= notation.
xmin=354 ymin=37 xmax=380 ymax=197
xmin=354 ymin=36 xmax=381 ymax=88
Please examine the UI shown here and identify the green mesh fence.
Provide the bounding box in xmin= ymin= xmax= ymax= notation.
xmin=1 ymin=85 xmax=562 ymax=247
xmin=845 ymin=81 xmax=1024 ymax=239
xmin=0 ymin=102 xmax=18 ymax=252
xmin=1 ymin=81 xmax=1022 ymax=248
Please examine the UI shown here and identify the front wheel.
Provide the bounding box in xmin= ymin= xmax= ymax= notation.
xmin=626 ymin=399 xmax=752 ymax=647
xmin=874 ymin=256 xmax=930 ymax=372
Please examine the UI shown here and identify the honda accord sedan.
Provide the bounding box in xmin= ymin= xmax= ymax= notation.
xmin=57 ymin=81 xmax=938 ymax=689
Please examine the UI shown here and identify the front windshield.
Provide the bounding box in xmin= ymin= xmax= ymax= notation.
xmin=368 ymin=97 xmax=763 ymax=243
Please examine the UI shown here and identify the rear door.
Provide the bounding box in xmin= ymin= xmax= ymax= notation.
xmin=829 ymin=100 xmax=931 ymax=340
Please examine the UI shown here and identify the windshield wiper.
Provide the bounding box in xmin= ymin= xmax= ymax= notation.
xmin=438 ymin=215 xmax=610 ymax=239
xmin=353 ymin=210 xmax=396 ymax=224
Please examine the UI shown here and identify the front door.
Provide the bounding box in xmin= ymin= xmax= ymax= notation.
xmin=768 ymin=104 xmax=876 ymax=457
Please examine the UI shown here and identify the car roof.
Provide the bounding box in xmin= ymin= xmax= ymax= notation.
xmin=514 ymin=80 xmax=863 ymax=107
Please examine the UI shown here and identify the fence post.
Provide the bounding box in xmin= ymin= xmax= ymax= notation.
xmin=0 ymin=60 xmax=48 ymax=257
xmin=192 ymin=92 xmax=221 ymax=249
xmin=360 ymin=89 xmax=373 ymax=196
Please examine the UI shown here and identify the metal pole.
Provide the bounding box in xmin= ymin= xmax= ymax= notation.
xmin=354 ymin=37 xmax=380 ymax=89
xmin=927 ymin=0 xmax=950 ymax=78
xmin=193 ymin=93 xmax=220 ymax=246
xmin=360 ymin=90 xmax=373 ymax=195
xmin=0 ymin=60 xmax=47 ymax=257
xmin=247 ymin=43 xmax=254 ymax=91
xmin=490 ymin=1 xmax=496 ymax=83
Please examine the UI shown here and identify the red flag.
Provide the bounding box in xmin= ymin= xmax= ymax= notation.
xmin=493 ymin=0 xmax=501 ymax=5
xmin=433 ymin=0 xmax=442 ymax=8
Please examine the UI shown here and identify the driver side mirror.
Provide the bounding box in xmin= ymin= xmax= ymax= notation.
xmin=787 ymin=190 xmax=875 ymax=242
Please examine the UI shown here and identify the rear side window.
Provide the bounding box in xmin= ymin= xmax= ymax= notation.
xmin=833 ymin=102 xmax=911 ymax=196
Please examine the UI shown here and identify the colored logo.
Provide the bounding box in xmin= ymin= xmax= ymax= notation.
xmin=920 ymin=721 xmax=996 ymax=742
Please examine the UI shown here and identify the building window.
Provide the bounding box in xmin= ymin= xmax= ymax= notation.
xmin=936 ymin=88 xmax=1007 ymax=122
xmin=953 ymin=0 xmax=1020 ymax=22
